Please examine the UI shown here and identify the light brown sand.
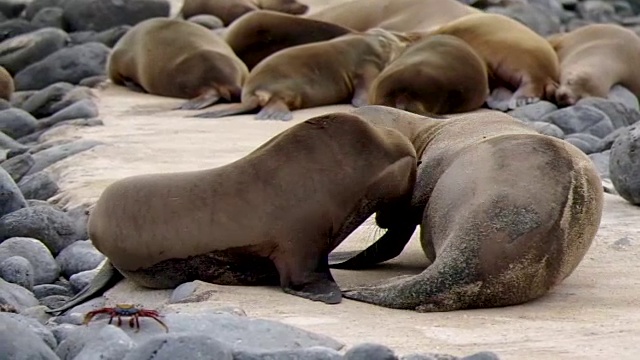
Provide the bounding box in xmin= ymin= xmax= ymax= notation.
xmin=37 ymin=1 xmax=640 ymax=358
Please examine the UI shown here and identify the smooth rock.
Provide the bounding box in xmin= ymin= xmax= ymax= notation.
xmin=0 ymin=0 xmax=29 ymax=18
xmin=20 ymin=304 xmax=53 ymax=324
xmin=19 ymin=81 xmax=74 ymax=118
xmin=461 ymin=351 xmax=502 ymax=360
xmin=122 ymin=334 xmax=232 ymax=360
xmin=26 ymin=138 xmax=102 ymax=175
xmin=540 ymin=104 xmax=615 ymax=138
xmin=62 ymin=0 xmax=171 ymax=32
xmin=69 ymin=25 xmax=131 ymax=47
xmin=597 ymin=126 xmax=627 ymax=152
xmin=0 ymin=19 xmax=39 ymax=42
xmin=487 ymin=3 xmax=561 ymax=35
xmin=0 ymin=237 xmax=60 ymax=284
xmin=576 ymin=0 xmax=619 ymax=23
xmin=40 ymin=294 xmax=70 ymax=309
xmin=0 ymin=205 xmax=84 ymax=255
xmin=577 ymin=97 xmax=640 ymax=129
xmin=51 ymin=323 xmax=78 ymax=344
xmin=0 ymin=312 xmax=59 ymax=359
xmin=18 ymin=170 xmax=60 ymax=200
xmin=0 ymin=151 xmax=34 ymax=181
xmin=33 ymin=284 xmax=73 ymax=299
xmin=74 ymin=325 xmax=137 ymax=360
xmin=31 ymin=6 xmax=66 ymax=29
xmin=0 ymin=255 xmax=34 ymax=290
xmin=0 ymin=165 xmax=27 ymax=218
xmin=527 ymin=121 xmax=565 ymax=138
xmin=0 ymin=108 xmax=37 ymax=139
xmin=589 ymin=150 xmax=611 ymax=178
xmin=55 ymin=240 xmax=104 ymax=278
xmin=24 ymin=0 xmax=66 ymax=20
xmin=169 ymin=281 xmax=198 ymax=303
xmin=564 ymin=132 xmax=601 ymax=154
xmin=507 ymin=100 xmax=558 ymax=122
xmin=610 ymin=124 xmax=640 ymax=204
xmin=0 ymin=130 xmax=28 ymax=151
xmin=14 ymin=42 xmax=111 ymax=91
xmin=1 ymin=311 xmax=57 ymax=349
xmin=0 ymin=27 xmax=69 ymax=74
xmin=608 ymin=85 xmax=640 ymax=111
xmin=48 ymin=85 xmax=94 ymax=113
xmin=235 ymin=346 xmax=344 ymax=360
xmin=68 ymin=267 xmax=98 ymax=292
xmin=344 ymin=343 xmax=397 ymax=360
xmin=38 ymin=98 xmax=98 ymax=129
xmin=0 ymin=277 xmax=39 ymax=311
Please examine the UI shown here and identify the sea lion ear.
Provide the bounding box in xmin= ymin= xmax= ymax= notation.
xmin=417 ymin=160 xmax=423 ymax=166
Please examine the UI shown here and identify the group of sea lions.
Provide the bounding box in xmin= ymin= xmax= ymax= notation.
xmin=48 ymin=0 xmax=614 ymax=314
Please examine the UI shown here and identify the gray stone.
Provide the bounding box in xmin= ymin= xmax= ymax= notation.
xmin=527 ymin=121 xmax=564 ymax=138
xmin=576 ymin=0 xmax=619 ymax=23
xmin=0 ymin=205 xmax=84 ymax=255
xmin=0 ymin=19 xmax=39 ymax=42
xmin=15 ymin=42 xmax=111 ymax=91
xmin=69 ymin=267 xmax=98 ymax=292
xmin=18 ymin=171 xmax=60 ymax=200
xmin=55 ymin=240 xmax=104 ymax=278
xmin=31 ymin=6 xmax=66 ymax=29
xmin=20 ymin=304 xmax=53 ymax=324
xmin=10 ymin=90 xmax=36 ymax=108
xmin=64 ymin=203 xmax=90 ymax=241
xmin=507 ymin=100 xmax=558 ymax=122
xmin=0 ymin=130 xmax=28 ymax=152
xmin=24 ymin=0 xmax=66 ymax=20
xmin=608 ymin=85 xmax=640 ymax=111
xmin=1 ymin=152 xmax=34 ymax=182
xmin=0 ymin=312 xmax=57 ymax=349
xmin=0 ymin=27 xmax=70 ymax=75
xmin=597 ymin=126 xmax=629 ymax=152
xmin=0 ymin=166 xmax=27 ymax=218
xmin=0 ymin=277 xmax=38 ymax=311
xmin=40 ymin=294 xmax=70 ymax=309
xmin=122 ymin=334 xmax=232 ymax=360
xmin=19 ymin=81 xmax=74 ymax=118
xmin=234 ymin=346 xmax=344 ymax=360
xmin=49 ymin=85 xmax=95 ymax=113
xmin=564 ymin=132 xmax=601 ymax=154
xmin=60 ymin=296 xmax=105 ymax=315
xmin=62 ymin=0 xmax=170 ymax=32
xmin=610 ymin=124 xmax=640 ymax=204
xmin=0 ymin=237 xmax=60 ymax=284
xmin=0 ymin=313 xmax=59 ymax=359
xmin=0 ymin=0 xmax=29 ymax=18
xmin=344 ymin=343 xmax=397 ymax=360
xmin=53 ymin=117 xmax=103 ymax=128
xmin=461 ymin=351 xmax=501 ymax=360
xmin=74 ymin=325 xmax=136 ymax=360
xmin=540 ymin=105 xmax=615 ymax=138
xmin=589 ymin=150 xmax=610 ymax=179
xmin=0 ymin=255 xmax=34 ymax=290
xmin=69 ymin=25 xmax=131 ymax=48
xmin=33 ymin=284 xmax=73 ymax=299
xmin=27 ymin=138 xmax=102 ymax=175
xmin=51 ymin=323 xmax=78 ymax=344
xmin=400 ymin=354 xmax=457 ymax=360
xmin=169 ymin=281 xmax=198 ymax=303
xmin=486 ymin=3 xmax=561 ymax=36
xmin=577 ymin=97 xmax=640 ymax=129
xmin=38 ymin=98 xmax=98 ymax=129
xmin=0 ymin=108 xmax=38 ymax=139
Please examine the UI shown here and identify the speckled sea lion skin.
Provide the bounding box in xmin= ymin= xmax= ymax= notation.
xmin=330 ymin=105 xmax=604 ymax=312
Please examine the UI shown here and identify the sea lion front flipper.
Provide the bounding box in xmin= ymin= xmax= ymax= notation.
xmin=329 ymin=224 xmax=416 ymax=270
xmin=275 ymin=250 xmax=342 ymax=304
xmin=351 ymin=63 xmax=382 ymax=107
xmin=176 ymin=89 xmax=221 ymax=110
xmin=255 ymin=98 xmax=293 ymax=121
xmin=485 ymin=86 xmax=513 ymax=111
xmin=45 ymin=260 xmax=124 ymax=315
xmin=191 ymin=97 xmax=260 ymax=118
xmin=122 ymin=79 xmax=147 ymax=94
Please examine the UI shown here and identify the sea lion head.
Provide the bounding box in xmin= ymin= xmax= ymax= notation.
xmin=556 ymin=71 xmax=592 ymax=107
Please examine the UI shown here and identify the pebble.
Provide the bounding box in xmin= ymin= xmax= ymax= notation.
xmin=0 ymin=255 xmax=35 ymax=290
xmin=1 ymin=152 xmax=35 ymax=182
xmin=344 ymin=343 xmax=397 ymax=360
xmin=51 ymin=323 xmax=80 ymax=344
xmin=33 ymin=284 xmax=74 ymax=299
xmin=62 ymin=0 xmax=171 ymax=32
xmin=540 ymin=104 xmax=615 ymax=138
xmin=0 ymin=130 xmax=28 ymax=152
xmin=19 ymin=81 xmax=75 ymax=118
xmin=74 ymin=325 xmax=136 ymax=360
xmin=0 ymin=108 xmax=38 ymax=139
xmin=0 ymin=27 xmax=69 ymax=74
xmin=0 ymin=165 xmax=27 ymax=217
xmin=55 ymin=240 xmax=104 ymax=278
xmin=69 ymin=267 xmax=99 ymax=293
xmin=31 ymin=7 xmax=66 ymax=29
xmin=122 ymin=334 xmax=231 ymax=360
xmin=0 ymin=277 xmax=39 ymax=311
xmin=0 ymin=312 xmax=59 ymax=359
xmin=0 ymin=18 xmax=39 ymax=42
xmin=0 ymin=237 xmax=60 ymax=284
xmin=17 ymin=170 xmax=60 ymax=200
xmin=37 ymin=98 xmax=99 ymax=129
xmin=20 ymin=304 xmax=54 ymax=324
xmin=610 ymin=123 xmax=640 ymax=204
xmin=235 ymin=347 xmax=344 ymax=360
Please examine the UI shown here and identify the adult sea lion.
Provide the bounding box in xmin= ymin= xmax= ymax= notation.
xmin=369 ymin=34 xmax=489 ymax=115
xmin=0 ymin=65 xmax=14 ymax=101
xmin=306 ymin=0 xmax=481 ymax=32
xmin=224 ymin=10 xmax=354 ymax=70
xmin=47 ymin=112 xmax=418 ymax=314
xmin=180 ymin=0 xmax=308 ymax=26
xmin=547 ymin=23 xmax=640 ymax=107
xmin=107 ymin=18 xmax=248 ymax=110
xmin=413 ymin=12 xmax=560 ymax=111
xmin=193 ymin=29 xmax=408 ymax=121
xmin=329 ymin=105 xmax=604 ymax=312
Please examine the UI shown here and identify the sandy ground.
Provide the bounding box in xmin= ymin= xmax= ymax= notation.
xmin=34 ymin=1 xmax=640 ymax=358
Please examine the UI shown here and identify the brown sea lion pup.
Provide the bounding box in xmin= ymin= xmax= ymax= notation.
xmin=412 ymin=12 xmax=560 ymax=111
xmin=368 ymin=34 xmax=489 ymax=115
xmin=547 ymin=23 xmax=640 ymax=107
xmin=224 ymin=10 xmax=354 ymax=70
xmin=329 ymin=105 xmax=604 ymax=312
xmin=180 ymin=0 xmax=308 ymax=26
xmin=0 ymin=65 xmax=14 ymax=101
xmin=192 ymin=29 xmax=408 ymax=121
xmin=45 ymin=112 xmax=418 ymax=314
xmin=306 ymin=0 xmax=481 ymax=32
xmin=107 ymin=18 xmax=249 ymax=110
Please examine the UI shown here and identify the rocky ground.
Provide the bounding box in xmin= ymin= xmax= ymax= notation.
xmin=1 ymin=0 xmax=640 ymax=359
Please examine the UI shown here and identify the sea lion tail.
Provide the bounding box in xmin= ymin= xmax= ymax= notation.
xmin=45 ymin=261 xmax=124 ymax=315
xmin=190 ymin=97 xmax=260 ymax=118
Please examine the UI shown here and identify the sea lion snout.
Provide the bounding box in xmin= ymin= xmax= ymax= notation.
xmin=555 ymin=86 xmax=577 ymax=107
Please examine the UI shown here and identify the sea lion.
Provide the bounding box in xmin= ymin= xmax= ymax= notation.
xmin=413 ymin=12 xmax=560 ymax=111
xmin=329 ymin=105 xmax=604 ymax=312
xmin=0 ymin=65 xmax=14 ymax=101
xmin=368 ymin=34 xmax=489 ymax=115
xmin=46 ymin=112 xmax=418 ymax=314
xmin=107 ymin=18 xmax=248 ymax=110
xmin=224 ymin=10 xmax=354 ymax=70
xmin=180 ymin=0 xmax=308 ymax=26
xmin=306 ymin=0 xmax=481 ymax=32
xmin=547 ymin=23 xmax=640 ymax=107
xmin=192 ymin=29 xmax=408 ymax=121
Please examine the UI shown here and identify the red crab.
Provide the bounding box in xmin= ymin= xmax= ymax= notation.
xmin=83 ymin=304 xmax=169 ymax=332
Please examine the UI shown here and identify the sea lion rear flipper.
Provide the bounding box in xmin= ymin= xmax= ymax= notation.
xmin=255 ymin=98 xmax=293 ymax=121
xmin=191 ymin=98 xmax=260 ymax=118
xmin=45 ymin=261 xmax=124 ymax=315
xmin=329 ymin=224 xmax=416 ymax=269
xmin=175 ymin=89 xmax=221 ymax=110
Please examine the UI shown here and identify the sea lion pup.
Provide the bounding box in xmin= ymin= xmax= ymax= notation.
xmin=412 ymin=12 xmax=560 ymax=111
xmin=368 ymin=34 xmax=489 ymax=115
xmin=547 ymin=23 xmax=640 ymax=107
xmin=224 ymin=10 xmax=354 ymax=70
xmin=329 ymin=105 xmax=604 ymax=312
xmin=107 ymin=18 xmax=248 ymax=110
xmin=192 ymin=29 xmax=408 ymax=121
xmin=46 ymin=112 xmax=418 ymax=314
xmin=179 ymin=0 xmax=308 ymax=26
xmin=306 ymin=0 xmax=481 ymax=32
xmin=0 ymin=65 xmax=14 ymax=101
